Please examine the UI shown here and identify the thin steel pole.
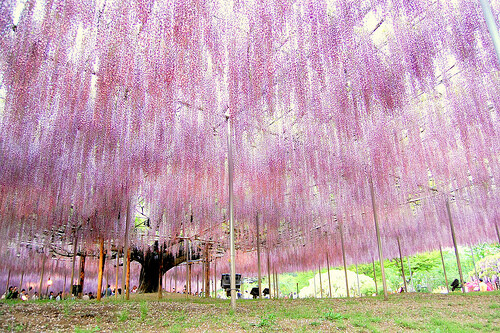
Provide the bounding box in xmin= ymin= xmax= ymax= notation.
xmin=256 ymin=214 xmax=262 ymax=299
xmin=226 ymin=113 xmax=236 ymax=310
xmin=397 ymin=237 xmax=408 ymax=292
xmin=339 ymin=219 xmax=349 ymax=298
xmin=480 ymin=0 xmax=500 ymax=64
xmin=372 ymin=259 xmax=378 ymax=294
xmin=326 ymin=252 xmax=332 ymax=298
xmin=267 ymin=251 xmax=271 ymax=298
xmin=370 ymin=177 xmax=388 ymax=300
xmin=470 ymin=245 xmax=479 ymax=281
xmin=313 ymin=269 xmax=317 ymax=298
xmin=319 ymin=264 xmax=323 ymax=298
xmin=115 ymin=249 xmax=119 ymax=299
xmin=158 ymin=245 xmax=163 ymax=300
xmin=355 ymin=263 xmax=360 ymax=296
xmin=407 ymin=256 xmax=415 ymax=292
xmin=446 ymin=200 xmax=465 ymax=293
xmin=439 ymin=245 xmax=449 ymax=293
xmin=495 ymin=223 xmax=500 ymax=244
xmin=275 ymin=270 xmax=279 ymax=299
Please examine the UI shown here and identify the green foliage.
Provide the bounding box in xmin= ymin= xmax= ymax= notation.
xmin=74 ymin=326 xmax=100 ymax=333
xmin=256 ymin=313 xmax=277 ymax=328
xmin=139 ymin=301 xmax=148 ymax=320
xmin=118 ymin=309 xmax=129 ymax=322
xmin=324 ymin=310 xmax=345 ymax=321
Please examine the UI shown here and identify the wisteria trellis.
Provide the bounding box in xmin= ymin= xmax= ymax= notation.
xmin=0 ymin=0 xmax=499 ymax=284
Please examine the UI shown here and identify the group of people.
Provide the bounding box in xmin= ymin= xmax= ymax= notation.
xmin=1 ymin=283 xmax=139 ymax=301
xmin=1 ymin=286 xmax=39 ymax=301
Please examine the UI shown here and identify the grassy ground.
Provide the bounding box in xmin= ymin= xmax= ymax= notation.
xmin=0 ymin=291 xmax=499 ymax=332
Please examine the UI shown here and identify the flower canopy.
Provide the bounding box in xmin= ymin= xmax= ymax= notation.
xmin=0 ymin=0 xmax=499 ymax=277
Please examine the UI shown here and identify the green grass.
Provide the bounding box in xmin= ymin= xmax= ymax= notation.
xmin=118 ymin=309 xmax=129 ymax=322
xmin=2 ymin=292 xmax=500 ymax=332
xmin=74 ymin=326 xmax=100 ymax=333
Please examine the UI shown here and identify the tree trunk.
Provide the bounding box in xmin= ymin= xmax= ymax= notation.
xmin=133 ymin=240 xmax=197 ymax=293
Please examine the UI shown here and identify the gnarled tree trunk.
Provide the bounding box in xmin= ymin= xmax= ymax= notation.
xmin=132 ymin=240 xmax=199 ymax=293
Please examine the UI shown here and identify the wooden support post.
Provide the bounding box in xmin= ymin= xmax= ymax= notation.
xmin=372 ymin=259 xmax=378 ymax=294
xmin=326 ymin=252 xmax=332 ymax=298
xmin=19 ymin=271 xmax=24 ymax=292
xmin=78 ymin=254 xmax=86 ymax=298
xmin=397 ymin=237 xmax=408 ymax=292
xmin=256 ymin=214 xmax=262 ymax=299
xmin=197 ymin=274 xmax=199 ymax=295
xmin=122 ymin=201 xmax=132 ymax=299
xmin=446 ymin=200 xmax=465 ymax=293
xmin=6 ymin=269 xmax=11 ymax=296
xmin=38 ymin=256 xmax=45 ymax=298
xmin=439 ymin=245 xmax=449 ymax=293
xmin=70 ymin=231 xmax=78 ymax=296
xmin=125 ymin=248 xmax=131 ymax=300
xmin=339 ymin=219 xmax=349 ymax=298
xmin=97 ymin=238 xmax=104 ymax=301
xmin=370 ymin=177 xmax=388 ymax=300
xmin=204 ymin=243 xmax=210 ymax=298
xmin=296 ymin=282 xmax=299 ymax=298
xmin=62 ymin=274 xmax=66 ymax=300
xmin=158 ymin=245 xmax=163 ymax=300
xmin=318 ymin=264 xmax=323 ymax=298
xmin=115 ymin=249 xmax=120 ymax=299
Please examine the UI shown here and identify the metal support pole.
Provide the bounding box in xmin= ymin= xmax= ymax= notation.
xmin=226 ymin=113 xmax=236 ymax=310
xmin=439 ymin=245 xmax=449 ymax=293
xmin=319 ymin=264 xmax=323 ymax=298
xmin=355 ymin=263 xmax=361 ymax=296
xmin=470 ymin=245 xmax=479 ymax=281
xmin=372 ymin=259 xmax=378 ymax=294
xmin=115 ymin=249 xmax=120 ymax=299
xmin=339 ymin=219 xmax=350 ymax=298
xmin=397 ymin=237 xmax=408 ymax=292
xmin=370 ymin=177 xmax=388 ymax=300
xmin=495 ymin=223 xmax=500 ymax=244
xmin=446 ymin=200 xmax=465 ymax=293
xmin=267 ymin=251 xmax=271 ymax=298
xmin=158 ymin=245 xmax=163 ymax=300
xmin=326 ymin=252 xmax=332 ymax=297
xmin=256 ymin=214 xmax=262 ymax=299
xmin=313 ymin=269 xmax=317 ymax=298
xmin=480 ymin=0 xmax=500 ymax=64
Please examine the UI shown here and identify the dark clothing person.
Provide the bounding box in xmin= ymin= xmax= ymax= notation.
xmin=451 ymin=279 xmax=461 ymax=291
